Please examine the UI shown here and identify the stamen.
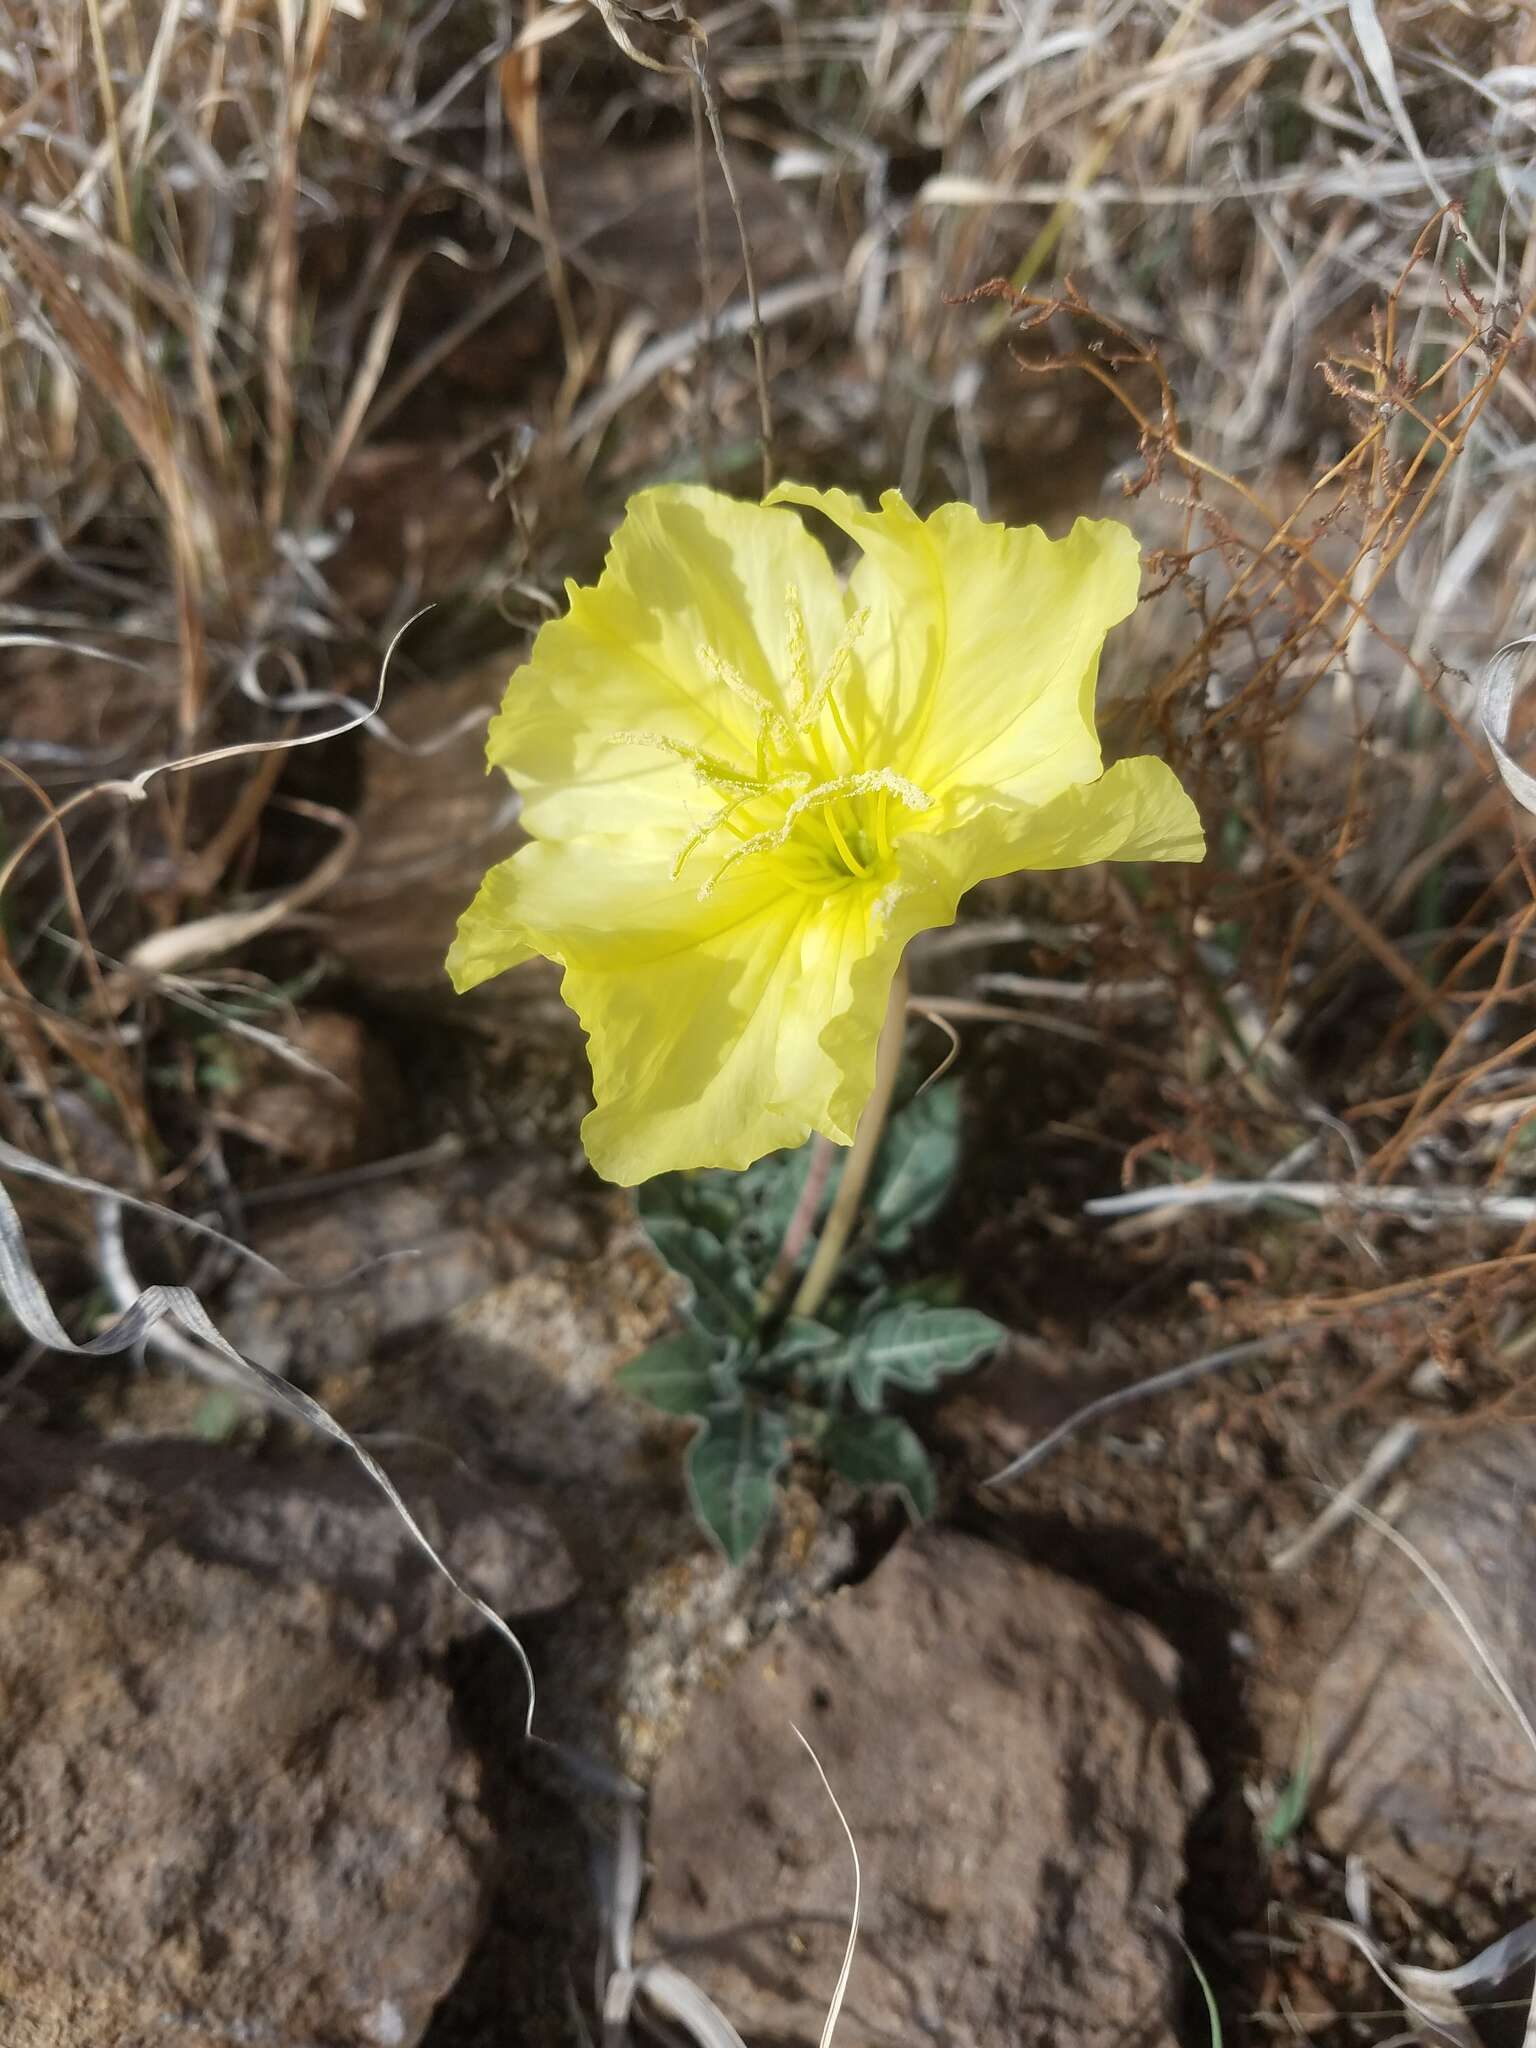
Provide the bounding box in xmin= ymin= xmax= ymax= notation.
xmin=796 ymin=606 xmax=870 ymax=737
xmin=784 ymin=584 xmax=812 ymax=712
xmin=825 ymin=686 xmax=858 ymax=762
xmin=825 ymin=807 xmax=868 ymax=877
xmin=672 ymin=793 xmax=754 ymax=879
xmin=695 ymin=769 xmax=933 ymax=899
xmin=697 ymin=643 xmax=793 ymax=746
xmin=613 ymin=728 xmax=765 ymax=795
xmin=859 ymin=767 xmax=934 ymax=813
xmin=666 ymin=768 xmax=814 ymax=878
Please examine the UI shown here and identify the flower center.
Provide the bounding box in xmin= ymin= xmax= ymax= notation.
xmin=619 ymin=586 xmax=933 ymax=900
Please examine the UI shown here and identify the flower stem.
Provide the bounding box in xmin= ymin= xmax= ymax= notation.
xmin=756 ymin=1134 xmax=837 ymax=1317
xmin=791 ymin=960 xmax=909 ymax=1321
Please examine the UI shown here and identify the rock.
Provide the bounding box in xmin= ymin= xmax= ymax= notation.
xmin=1306 ymin=1429 xmax=1536 ymax=1908
xmin=220 ymin=1173 xmax=510 ymax=1382
xmin=212 ymin=1009 xmax=407 ymax=1173
xmin=0 ymin=1430 xmax=576 ymax=2048
xmin=639 ymin=1529 xmax=1208 ymax=2048
xmin=350 ymin=1239 xmax=858 ymax=1778
xmin=94 ymin=1434 xmax=579 ymax=1656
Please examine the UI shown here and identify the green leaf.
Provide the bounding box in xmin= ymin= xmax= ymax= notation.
xmin=869 ymin=1081 xmax=961 ymax=1250
xmin=821 ymin=1413 xmax=935 ymax=1520
xmin=847 ymin=1302 xmax=1005 ymax=1412
xmin=686 ymin=1402 xmax=791 ymax=1564
xmin=638 ymin=1173 xmax=743 ymax=1245
xmin=640 ymin=1215 xmax=758 ymax=1340
xmin=768 ymin=1316 xmax=842 ymax=1367
xmin=720 ymin=1147 xmax=823 ymax=1279
xmin=749 ymin=1315 xmax=850 ymax=1397
xmin=639 ymin=1146 xmax=824 ymax=1290
xmin=733 ymin=1145 xmax=812 ymax=1236
xmin=615 ymin=1327 xmax=729 ymax=1418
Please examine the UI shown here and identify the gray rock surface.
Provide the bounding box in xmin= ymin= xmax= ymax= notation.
xmin=343 ymin=1236 xmax=858 ymax=1779
xmin=1309 ymin=1429 xmax=1536 ymax=1907
xmin=640 ymin=1529 xmax=1209 ymax=2048
xmin=0 ymin=1430 xmax=575 ymax=2048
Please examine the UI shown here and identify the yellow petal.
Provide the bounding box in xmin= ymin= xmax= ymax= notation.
xmin=491 ymin=485 xmax=848 ymax=839
xmin=820 ymin=836 xmax=970 ymax=1137
xmin=766 ymin=483 xmax=1141 ymax=805
xmin=933 ymin=755 xmax=1205 ymax=885
xmin=445 ymin=833 xmax=896 ymax=1184
xmin=580 ymin=884 xmax=867 ymax=1185
xmin=446 ymin=856 xmax=537 ymax=993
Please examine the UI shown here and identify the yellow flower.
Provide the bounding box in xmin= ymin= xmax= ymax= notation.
xmin=448 ymin=483 xmax=1203 ymax=1185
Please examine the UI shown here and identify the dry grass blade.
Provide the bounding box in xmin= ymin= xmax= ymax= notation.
xmin=0 ymin=607 xmax=428 ymax=904
xmin=792 ymin=1727 xmax=861 ymax=2048
xmin=1347 ymin=1498 xmax=1536 ymax=1767
xmin=1478 ymin=637 xmax=1536 ymax=813
xmin=0 ymin=1139 xmax=289 ymax=1285
xmin=1266 ymin=1421 xmax=1423 ymax=1572
xmin=560 ymin=277 xmax=842 ymax=451
xmin=1086 ymin=1182 xmax=1536 ymax=1227
xmin=1346 ymin=0 xmax=1449 ymax=211
xmin=263 ymin=0 xmax=337 ymax=532
xmin=985 ymin=1333 xmax=1313 ymax=1487
xmin=124 ymin=798 xmax=357 ymax=975
xmin=630 ymin=1964 xmax=749 ymax=2048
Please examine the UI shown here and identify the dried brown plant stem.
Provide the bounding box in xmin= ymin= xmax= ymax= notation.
xmin=687 ymin=32 xmax=775 ymax=494
xmin=1364 ymin=857 xmax=1532 ymax=1074
xmin=793 ymin=962 xmax=908 ymax=1322
xmin=678 ymin=1 xmax=719 ymax=482
xmin=500 ymin=19 xmax=585 ymax=415
xmin=0 ymin=762 xmax=155 ymax=1180
xmin=263 ymin=0 xmax=335 ymax=534
xmin=1252 ymin=818 xmax=1458 ymax=1036
xmin=1296 ymin=1247 xmax=1536 ymax=1321
xmin=81 ymin=0 xmax=134 ymax=264
xmin=1367 ymin=917 xmax=1536 ymax=1182
xmin=963 ymin=283 xmax=1410 ymax=667
xmin=1211 ymin=289 xmax=1536 ymax=737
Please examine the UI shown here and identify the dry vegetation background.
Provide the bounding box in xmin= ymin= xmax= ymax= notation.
xmin=6 ymin=0 xmax=1536 ymax=2038
xmin=7 ymin=0 xmax=1536 ymax=1403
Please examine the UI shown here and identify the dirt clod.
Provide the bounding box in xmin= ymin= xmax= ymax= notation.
xmin=0 ymin=1429 xmax=574 ymax=2048
xmin=640 ymin=1527 xmax=1209 ymax=2048
xmin=1306 ymin=1428 xmax=1536 ymax=1913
